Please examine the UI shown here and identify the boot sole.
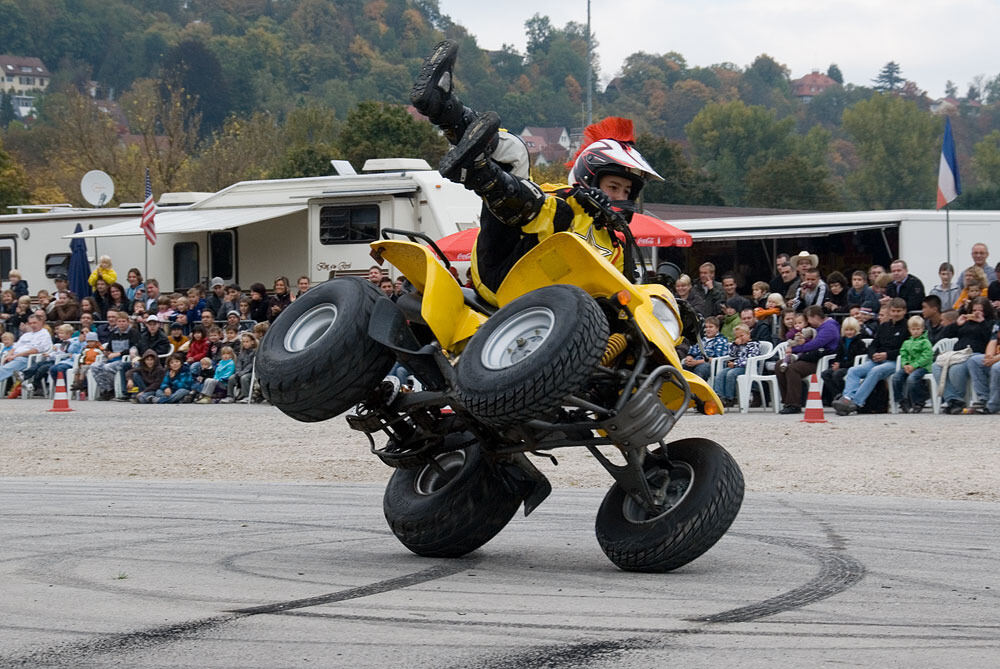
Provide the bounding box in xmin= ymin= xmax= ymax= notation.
xmin=439 ymin=111 xmax=500 ymax=180
xmin=411 ymin=40 xmax=459 ymax=111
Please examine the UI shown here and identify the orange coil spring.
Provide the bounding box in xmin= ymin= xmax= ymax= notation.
xmin=601 ymin=333 xmax=628 ymax=366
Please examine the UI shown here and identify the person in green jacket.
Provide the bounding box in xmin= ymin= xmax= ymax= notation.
xmin=891 ymin=315 xmax=934 ymax=413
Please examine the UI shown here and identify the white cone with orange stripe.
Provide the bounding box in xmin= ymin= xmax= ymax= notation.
xmin=48 ymin=372 xmax=73 ymax=413
xmin=801 ymin=373 xmax=826 ymax=423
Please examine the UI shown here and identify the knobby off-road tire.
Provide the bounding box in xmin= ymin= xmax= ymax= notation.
xmin=256 ymin=278 xmax=394 ymax=422
xmin=595 ymin=438 xmax=744 ymax=573
xmin=455 ymin=284 xmax=609 ymax=429
xmin=383 ymin=443 xmax=522 ymax=558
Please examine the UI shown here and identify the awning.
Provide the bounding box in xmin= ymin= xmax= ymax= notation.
xmin=685 ymin=221 xmax=898 ymax=241
xmin=65 ymin=205 xmax=307 ymax=239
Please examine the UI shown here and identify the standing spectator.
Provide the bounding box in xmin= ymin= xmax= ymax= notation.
xmin=88 ymin=255 xmax=117 ymax=288
xmin=921 ymin=296 xmax=945 ymax=344
xmin=962 ymin=243 xmax=997 ymax=287
xmin=892 ymin=315 xmax=934 ymax=413
xmin=267 ymin=276 xmax=292 ymax=322
xmin=713 ymin=324 xmax=760 ymax=408
xmin=934 ymin=297 xmax=996 ymax=414
xmin=295 ymin=276 xmax=311 ymax=299
xmin=248 ymin=283 xmax=269 ymax=323
xmin=821 ymin=317 xmax=867 ymax=405
xmin=206 ymin=278 xmax=227 ymax=316
xmin=125 ymin=350 xmax=165 ymax=402
xmin=882 ymin=259 xmax=925 ymax=312
xmin=218 ymin=285 xmax=242 ymax=319
xmin=868 ymin=264 xmax=886 ymax=287
xmin=967 ymin=327 xmax=1000 ymax=414
xmin=776 ymin=305 xmax=839 ymax=414
xmin=768 ymin=253 xmax=792 ymax=294
xmin=124 ymin=268 xmax=144 ymax=302
xmin=379 ymin=277 xmax=396 ymax=301
xmin=693 ymin=262 xmax=725 ymax=317
xmin=92 ymin=278 xmax=112 ymax=319
xmin=790 ymin=267 xmax=827 ymax=312
xmin=772 ymin=262 xmax=799 ymax=302
xmin=107 ymin=282 xmax=132 ymax=316
xmin=0 ymin=314 xmax=53 ymax=394
xmin=144 ymin=278 xmax=161 ymax=311
xmin=930 ymin=262 xmax=961 ymax=308
xmin=8 ymin=270 xmax=29 ymax=299
xmin=833 ymin=298 xmax=909 ymax=416
xmin=720 ymin=274 xmax=739 ymax=302
xmin=792 ymin=251 xmax=818 ymax=279
xmin=368 ymin=265 xmax=384 ymax=285
xmin=673 ymin=274 xmax=708 ymax=317
xmin=822 ymin=271 xmax=849 ymax=315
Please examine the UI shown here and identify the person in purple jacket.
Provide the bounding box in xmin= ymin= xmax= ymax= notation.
xmin=776 ymin=305 xmax=840 ymax=414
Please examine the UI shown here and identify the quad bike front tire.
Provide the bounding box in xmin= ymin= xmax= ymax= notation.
xmin=256 ymin=278 xmax=395 ymax=422
xmin=595 ymin=438 xmax=744 ymax=573
xmin=455 ymin=284 xmax=609 ymax=429
xmin=383 ymin=442 xmax=523 ymax=558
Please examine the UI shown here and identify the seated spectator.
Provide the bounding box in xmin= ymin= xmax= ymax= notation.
xmin=70 ymin=332 xmax=105 ymax=393
xmin=199 ymin=309 xmax=217 ymax=332
xmin=218 ymin=285 xmax=242 ymax=319
xmin=238 ymin=297 xmax=256 ymax=327
xmin=143 ymin=278 xmax=161 ymax=311
xmin=681 ymin=316 xmax=728 ymax=381
xmin=8 ymin=295 xmax=33 ymax=337
xmin=872 ymin=273 xmax=892 ymax=303
xmin=205 ymin=326 xmax=224 ymax=362
xmin=854 ymin=306 xmax=878 ymax=339
xmin=892 ymin=315 xmax=934 ymax=413
xmin=47 ymin=279 xmax=81 ymax=324
xmin=267 ymin=276 xmax=292 ymax=322
xmin=295 ymin=276 xmax=311 ymax=299
xmin=751 ymin=281 xmax=770 ymax=309
xmin=692 ymin=263 xmax=725 ymax=318
xmin=36 ymin=289 xmax=52 ymax=313
xmin=822 ymin=271 xmax=849 ymax=315
xmin=1 ymin=314 xmax=53 ymax=397
xmin=21 ymin=324 xmax=79 ymax=397
xmin=137 ymin=315 xmax=171 ymax=357
xmin=155 ymin=296 xmax=174 ymax=322
xmin=821 ymin=317 xmax=866 ymax=405
xmin=124 ymin=349 xmax=165 ymax=401
xmin=921 ymin=295 xmax=945 ymax=344
xmin=782 ymin=310 xmax=805 ymax=344
xmin=196 ymin=345 xmax=236 ymax=403
xmin=167 ymin=322 xmax=189 ymax=352
xmin=720 ymin=273 xmax=739 ymax=302
xmin=741 ymin=307 xmax=771 ymax=344
xmin=105 ymin=282 xmax=131 ymax=316
xmin=124 ymin=268 xmax=145 ymax=302
xmin=721 ymin=296 xmax=751 ymax=340
xmin=713 ymin=324 xmax=760 ymax=408
xmin=0 ymin=289 xmax=16 ymax=329
xmin=252 ymin=321 xmax=269 ymax=341
xmin=961 ymin=243 xmax=997 ymax=287
xmin=952 ymin=267 xmax=987 ymax=310
xmin=191 ymin=355 xmax=215 ymax=398
xmin=767 ymin=253 xmax=791 ymax=294
xmin=990 ymin=278 xmax=1000 ymax=312
xmin=933 ymin=297 xmax=996 ymax=414
xmin=248 ymin=283 xmax=269 ymax=323
xmin=73 ymin=312 xmax=96 ymax=338
xmin=146 ymin=353 xmax=195 ymax=404
xmin=930 ymin=262 xmax=961 ymax=308
xmin=833 ymin=298 xmax=909 ymax=416
xmin=673 ymin=273 xmax=708 ymax=317
xmin=206 ymin=277 xmax=227 ymax=316
xmin=755 ymin=293 xmax=784 ymax=323
xmin=185 ymin=325 xmax=210 ymax=367
xmin=780 ymin=322 xmax=815 ymax=371
xmin=776 ymin=305 xmax=839 ymax=414
xmin=91 ymin=312 xmax=141 ymax=400
xmin=221 ymin=324 xmax=241 ymax=347
xmin=967 ymin=326 xmax=1000 ymax=414
xmin=223 ymin=332 xmax=258 ymax=402
xmin=790 ymin=267 xmax=827 ymax=312
xmin=0 ymin=332 xmax=15 ymax=360
xmin=379 ymin=277 xmax=396 ymax=300
xmin=8 ymin=269 xmax=29 ymax=299
xmin=846 ymin=270 xmax=879 ymax=312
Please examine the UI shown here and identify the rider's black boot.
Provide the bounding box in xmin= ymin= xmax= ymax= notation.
xmin=411 ymin=40 xmax=477 ymax=145
xmin=439 ymin=111 xmax=545 ymax=228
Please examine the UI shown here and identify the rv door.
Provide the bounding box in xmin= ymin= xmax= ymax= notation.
xmin=0 ymin=236 xmax=15 ymax=288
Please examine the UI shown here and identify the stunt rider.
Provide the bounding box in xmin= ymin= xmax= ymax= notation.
xmin=411 ymin=40 xmax=664 ymax=305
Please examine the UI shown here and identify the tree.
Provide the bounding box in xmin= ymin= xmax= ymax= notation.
xmin=188 ymin=112 xmax=283 ymax=191
xmin=635 ymin=133 xmax=722 ymax=205
xmin=0 ymin=90 xmax=16 ymax=129
xmin=972 ymin=130 xmax=1000 ymax=188
xmin=826 ymin=64 xmax=843 ymax=85
xmin=336 ymin=101 xmax=447 ymax=170
xmin=745 ymin=155 xmax=840 ymax=210
xmin=945 ymin=80 xmax=958 ymax=98
xmin=0 ymin=137 xmax=31 ymax=210
xmin=161 ymin=39 xmax=231 ymax=134
xmin=685 ymin=100 xmax=796 ymax=205
xmin=873 ymin=61 xmax=904 ymax=92
xmin=525 ymin=14 xmax=553 ymax=59
xmin=841 ymin=94 xmax=939 ymax=208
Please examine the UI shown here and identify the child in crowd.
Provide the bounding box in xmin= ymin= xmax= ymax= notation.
xmin=87 ymin=255 xmax=117 ymax=287
xmin=71 ymin=332 xmax=105 ymax=393
xmin=823 ymin=271 xmax=849 ymax=314
xmin=8 ymin=269 xmax=29 ymax=298
xmin=147 ymin=353 xmax=194 ymax=404
xmin=167 ymin=322 xmax=189 ymax=352
xmin=712 ymin=324 xmax=761 ymax=408
xmin=682 ymin=316 xmax=730 ymax=381
xmin=846 ymin=270 xmax=879 ymax=312
xmin=721 ymin=297 xmax=751 ymax=340
xmin=780 ymin=313 xmax=815 ymax=371
xmin=205 ymin=326 xmax=224 ymax=361
xmin=751 ymin=281 xmax=770 ymax=309
xmin=0 ymin=331 xmax=14 ymax=359
xmin=191 ymin=355 xmax=214 ymax=392
xmin=855 ymin=306 xmax=878 ymax=338
xmin=224 ymin=332 xmax=258 ymax=402
xmin=892 ymin=315 xmax=934 ymax=413
xmin=755 ymin=293 xmax=784 ymax=322
xmin=197 ymin=346 xmax=235 ymax=403
xmin=777 ymin=308 xmax=797 ymax=341
xmin=821 ymin=317 xmax=867 ymax=405
xmin=185 ymin=325 xmax=209 ymax=367
xmin=125 ymin=350 xmax=165 ymax=401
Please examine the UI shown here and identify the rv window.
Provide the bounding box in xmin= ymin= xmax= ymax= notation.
xmin=209 ymin=231 xmax=235 ymax=282
xmin=0 ymin=246 xmax=11 ymax=281
xmin=45 ymin=253 xmax=72 ymax=278
xmin=173 ymin=242 xmax=199 ymax=291
xmin=319 ymin=205 xmax=379 ymax=244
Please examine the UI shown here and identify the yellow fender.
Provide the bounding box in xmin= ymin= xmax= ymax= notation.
xmin=368 ymin=239 xmax=486 ymax=352
xmin=494 ymin=232 xmax=723 ymax=414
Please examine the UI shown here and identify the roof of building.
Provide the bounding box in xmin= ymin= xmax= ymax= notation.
xmin=791 ymin=71 xmax=837 ymax=97
xmin=0 ymin=55 xmax=51 ymax=76
xmin=520 ymin=126 xmax=568 ymax=146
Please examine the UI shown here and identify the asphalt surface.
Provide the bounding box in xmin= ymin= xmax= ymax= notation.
xmin=1 ymin=480 xmax=998 ymax=668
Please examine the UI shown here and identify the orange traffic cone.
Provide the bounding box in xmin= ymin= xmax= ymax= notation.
xmin=48 ymin=372 xmax=73 ymax=413
xmin=801 ymin=373 xmax=826 ymax=423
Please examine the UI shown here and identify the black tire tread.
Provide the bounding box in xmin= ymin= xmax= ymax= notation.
xmin=595 ymin=439 xmax=744 ymax=573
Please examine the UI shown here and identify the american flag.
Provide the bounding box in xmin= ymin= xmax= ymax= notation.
xmin=141 ymin=167 xmax=157 ymax=245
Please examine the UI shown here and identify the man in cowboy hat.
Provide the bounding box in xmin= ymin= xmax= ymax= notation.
xmin=794 ymin=251 xmax=819 ymax=278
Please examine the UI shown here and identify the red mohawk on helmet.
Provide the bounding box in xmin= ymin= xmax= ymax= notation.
xmin=566 ymin=117 xmax=635 ymax=168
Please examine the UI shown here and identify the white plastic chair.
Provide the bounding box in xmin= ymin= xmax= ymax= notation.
xmin=737 ymin=340 xmax=782 ymax=413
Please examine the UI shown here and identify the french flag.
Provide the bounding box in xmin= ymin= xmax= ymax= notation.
xmin=936 ymin=117 xmax=961 ymax=209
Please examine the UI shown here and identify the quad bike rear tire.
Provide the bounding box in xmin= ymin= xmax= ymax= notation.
xmin=383 ymin=442 xmax=522 ymax=558
xmin=595 ymin=438 xmax=744 ymax=572
xmin=455 ymin=284 xmax=608 ymax=428
xmin=256 ymin=278 xmax=395 ymax=422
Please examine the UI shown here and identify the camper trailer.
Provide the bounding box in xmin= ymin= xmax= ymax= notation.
xmin=0 ymin=159 xmax=481 ymax=293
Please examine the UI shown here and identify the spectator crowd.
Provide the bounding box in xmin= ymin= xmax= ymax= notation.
xmin=3 ymin=244 xmax=1000 ymax=416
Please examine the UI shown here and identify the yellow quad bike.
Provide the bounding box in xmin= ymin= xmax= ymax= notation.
xmin=256 ymin=224 xmax=743 ymax=573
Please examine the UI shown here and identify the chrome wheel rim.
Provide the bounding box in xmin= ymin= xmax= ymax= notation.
xmin=283 ymin=304 xmax=338 ymax=352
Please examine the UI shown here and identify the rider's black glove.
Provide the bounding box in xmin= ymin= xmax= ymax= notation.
xmin=572 ymin=186 xmax=613 ymax=221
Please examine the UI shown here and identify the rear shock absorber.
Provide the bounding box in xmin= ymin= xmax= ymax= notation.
xmin=601 ymin=333 xmax=628 ymax=366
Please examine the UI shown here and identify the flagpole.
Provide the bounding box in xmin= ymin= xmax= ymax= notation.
xmin=945 ymin=204 xmax=951 ymax=269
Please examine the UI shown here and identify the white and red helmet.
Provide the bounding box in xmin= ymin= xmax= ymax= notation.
xmin=567 ymin=117 xmax=663 ymax=201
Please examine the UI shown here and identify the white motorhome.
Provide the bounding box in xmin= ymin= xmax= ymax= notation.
xmin=0 ymin=159 xmax=481 ymax=293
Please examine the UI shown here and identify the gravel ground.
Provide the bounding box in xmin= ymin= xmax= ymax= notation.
xmin=1 ymin=400 xmax=996 ymax=502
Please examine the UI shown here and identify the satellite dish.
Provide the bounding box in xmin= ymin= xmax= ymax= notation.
xmin=81 ymin=170 xmax=115 ymax=207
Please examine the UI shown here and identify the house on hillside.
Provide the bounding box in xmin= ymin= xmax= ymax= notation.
xmin=520 ymin=126 xmax=571 ymax=166
xmin=791 ymin=71 xmax=837 ymax=103
xmin=0 ymin=54 xmax=51 ymax=119
xmin=930 ymin=96 xmax=982 ymax=115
